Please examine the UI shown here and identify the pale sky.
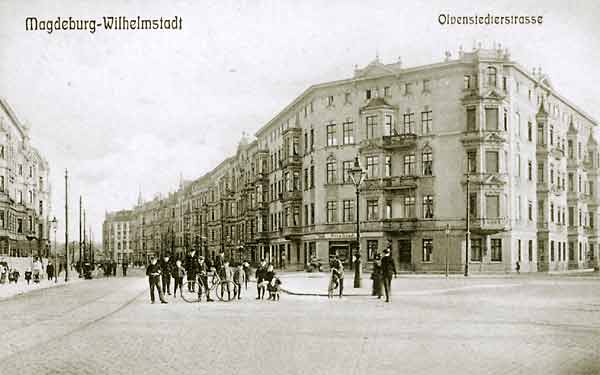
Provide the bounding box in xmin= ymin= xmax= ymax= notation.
xmin=0 ymin=0 xmax=599 ymax=243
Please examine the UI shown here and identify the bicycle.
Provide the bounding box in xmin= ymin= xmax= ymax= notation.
xmin=181 ymin=271 xmax=236 ymax=303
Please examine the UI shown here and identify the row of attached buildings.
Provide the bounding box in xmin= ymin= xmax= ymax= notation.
xmin=0 ymin=98 xmax=52 ymax=260
xmin=103 ymin=46 xmax=600 ymax=273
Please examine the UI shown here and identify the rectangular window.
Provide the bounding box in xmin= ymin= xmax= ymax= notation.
xmin=344 ymin=92 xmax=351 ymax=104
xmin=485 ymin=151 xmax=499 ymax=173
xmin=537 ymin=163 xmax=544 ymax=184
xmin=486 ymin=195 xmax=500 ymax=218
xmin=423 ymin=79 xmax=430 ymax=92
xmin=550 ymin=241 xmax=555 ymax=262
xmin=310 ymin=166 xmax=315 ymax=188
xmin=403 ymin=154 xmax=416 ymax=176
xmin=404 ymin=195 xmax=416 ymax=218
xmin=365 ymin=89 xmax=372 ymax=100
xmin=403 ymin=113 xmax=415 ymax=134
xmin=528 ymin=201 xmax=533 ymax=221
xmin=385 ymin=156 xmax=392 ymax=177
xmin=384 ymin=86 xmax=391 ymax=97
xmin=343 ymin=161 xmax=353 ymax=183
xmin=366 ymin=156 xmax=379 ymax=178
xmin=491 ymin=239 xmax=502 ymax=261
xmin=304 ymin=169 xmax=308 ymax=190
xmin=385 ymin=201 xmax=392 ymax=219
xmin=326 ymin=201 xmax=337 ymax=223
xmin=367 ymin=200 xmax=378 ymax=220
xmin=421 ymin=110 xmax=432 ymax=134
xmin=528 ymin=240 xmax=533 ymax=262
xmin=527 ymin=121 xmax=533 ymax=142
xmin=304 ymin=205 xmax=308 ymax=226
xmin=366 ymin=116 xmax=377 ymax=139
xmin=310 ymin=203 xmax=315 ymax=225
xmin=327 ymin=95 xmax=334 ymax=106
xmin=422 ymin=239 xmax=433 ymax=262
xmin=17 ymin=219 xmax=23 ymax=233
xmin=404 ymin=82 xmax=412 ymax=95
xmin=422 ymin=150 xmax=433 ymax=175
xmin=485 ymin=108 xmax=498 ymax=130
xmin=467 ymin=151 xmax=477 ymax=173
xmin=367 ymin=240 xmax=378 ymax=261
xmin=343 ymin=200 xmax=355 ymax=223
xmin=569 ymin=206 xmax=574 ymax=227
xmin=528 ymin=161 xmax=533 ymax=180
xmin=469 ymin=193 xmax=477 ymax=217
xmin=467 ymin=108 xmax=477 ymax=131
xmin=342 ymin=120 xmax=354 ymax=144
xmin=423 ymin=195 xmax=434 ymax=218
xmin=471 ymin=238 xmax=482 ymax=261
xmin=326 ymin=124 xmax=337 ymax=146
xmin=326 ymin=161 xmax=337 ymax=184
xmin=384 ymin=115 xmax=393 ymax=136
xmin=464 ymin=75 xmax=471 ymax=89
xmin=569 ymin=242 xmax=574 ymax=261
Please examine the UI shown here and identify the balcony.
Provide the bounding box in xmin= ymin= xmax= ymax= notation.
xmin=465 ymin=172 xmax=508 ymax=186
xmin=381 ymin=133 xmax=417 ymax=149
xmin=381 ymin=176 xmax=419 ymax=190
xmin=382 ymin=218 xmax=419 ymax=232
xmin=279 ymin=226 xmax=302 ymax=239
xmin=281 ymin=154 xmax=302 ymax=169
xmin=469 ymin=217 xmax=509 ymax=234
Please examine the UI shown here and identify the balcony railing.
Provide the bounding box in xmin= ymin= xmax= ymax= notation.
xmin=382 ymin=218 xmax=419 ymax=232
xmin=469 ymin=217 xmax=509 ymax=233
xmin=382 ymin=133 xmax=417 ymax=149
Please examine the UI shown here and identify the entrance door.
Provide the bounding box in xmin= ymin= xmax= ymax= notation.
xmin=398 ymin=240 xmax=412 ymax=271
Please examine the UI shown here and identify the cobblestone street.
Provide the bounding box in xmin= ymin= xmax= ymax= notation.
xmin=1 ymin=272 xmax=600 ymax=375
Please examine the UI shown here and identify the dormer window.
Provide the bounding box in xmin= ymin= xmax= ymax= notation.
xmin=487 ymin=66 xmax=497 ymax=87
xmin=464 ymin=75 xmax=471 ymax=90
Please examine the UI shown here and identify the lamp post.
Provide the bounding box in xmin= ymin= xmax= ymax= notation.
xmin=64 ymin=169 xmax=69 ymax=282
xmin=445 ymin=224 xmax=450 ymax=278
xmin=349 ymin=156 xmax=366 ymax=277
xmin=465 ymin=165 xmax=470 ymax=277
xmin=51 ymin=217 xmax=58 ymax=283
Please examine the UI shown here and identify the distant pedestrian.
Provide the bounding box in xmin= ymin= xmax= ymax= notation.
xmin=32 ymin=258 xmax=42 ymax=284
xmin=516 ymin=261 xmax=521 ymax=274
xmin=222 ymin=260 xmax=233 ymax=301
xmin=255 ymin=259 xmax=268 ymax=300
xmin=353 ymin=253 xmax=362 ymax=288
xmin=197 ymin=256 xmax=213 ymax=302
xmin=112 ymin=261 xmax=117 ymax=277
xmin=215 ymin=251 xmax=225 ymax=279
xmin=173 ymin=259 xmax=186 ymax=298
xmin=9 ymin=268 xmax=19 ymax=284
xmin=0 ymin=266 xmax=7 ymax=284
xmin=160 ymin=254 xmax=172 ymax=295
xmin=242 ymin=260 xmax=250 ymax=290
xmin=371 ymin=254 xmax=383 ymax=299
xmin=122 ymin=262 xmax=128 ymax=277
xmin=381 ymin=248 xmax=396 ymax=303
xmin=330 ymin=255 xmax=344 ymax=298
xmin=24 ymin=268 xmax=32 ymax=285
xmin=46 ymin=261 xmax=55 ymax=281
xmin=146 ymin=257 xmax=168 ymax=304
xmin=233 ymin=263 xmax=246 ymax=299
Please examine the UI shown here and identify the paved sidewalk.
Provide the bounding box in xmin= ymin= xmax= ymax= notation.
xmin=0 ymin=272 xmax=84 ymax=300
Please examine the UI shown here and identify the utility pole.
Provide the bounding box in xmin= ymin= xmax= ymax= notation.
xmin=465 ymin=172 xmax=470 ymax=277
xmin=65 ymin=169 xmax=69 ymax=282
xmin=79 ymin=196 xmax=82 ymax=274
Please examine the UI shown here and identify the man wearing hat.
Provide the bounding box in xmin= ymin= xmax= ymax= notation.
xmin=330 ymin=254 xmax=344 ymax=298
xmin=197 ymin=255 xmax=213 ymax=302
xmin=380 ymin=247 xmax=397 ymax=302
xmin=146 ymin=256 xmax=168 ymax=304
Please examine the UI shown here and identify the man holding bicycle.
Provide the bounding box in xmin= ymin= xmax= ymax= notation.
xmin=197 ymin=256 xmax=214 ymax=302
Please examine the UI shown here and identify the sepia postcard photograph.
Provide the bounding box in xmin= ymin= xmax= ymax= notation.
xmin=0 ymin=0 xmax=599 ymax=374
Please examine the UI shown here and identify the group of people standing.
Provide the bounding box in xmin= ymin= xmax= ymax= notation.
xmin=145 ymin=249 xmax=252 ymax=304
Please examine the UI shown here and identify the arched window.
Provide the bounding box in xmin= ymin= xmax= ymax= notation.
xmin=487 ymin=66 xmax=497 ymax=87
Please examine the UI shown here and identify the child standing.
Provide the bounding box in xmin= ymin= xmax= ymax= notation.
xmin=24 ymin=268 xmax=32 ymax=285
xmin=173 ymin=259 xmax=186 ymax=298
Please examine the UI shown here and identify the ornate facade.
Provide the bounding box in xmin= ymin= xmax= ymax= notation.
xmin=104 ymin=46 xmax=600 ymax=272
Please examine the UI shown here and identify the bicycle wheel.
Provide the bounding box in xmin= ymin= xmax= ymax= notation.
xmin=215 ymin=280 xmax=236 ymax=302
xmin=180 ymin=276 xmax=201 ymax=303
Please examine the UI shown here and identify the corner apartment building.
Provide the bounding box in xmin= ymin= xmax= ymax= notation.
xmin=102 ymin=209 xmax=136 ymax=263
xmin=105 ymin=46 xmax=600 ymax=272
xmin=0 ymin=98 xmax=52 ymax=259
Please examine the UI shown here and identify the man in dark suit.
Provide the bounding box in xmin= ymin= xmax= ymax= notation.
xmin=197 ymin=256 xmax=213 ymax=302
xmin=381 ymin=248 xmax=397 ymax=303
xmin=146 ymin=257 xmax=168 ymax=304
xmin=185 ymin=249 xmax=198 ymax=292
xmin=160 ymin=254 xmax=173 ymax=295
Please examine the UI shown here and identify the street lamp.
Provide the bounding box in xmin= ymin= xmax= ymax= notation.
xmin=51 ymin=217 xmax=58 ymax=283
xmin=445 ymin=223 xmax=450 ymax=278
xmin=465 ymin=161 xmax=471 ymax=277
xmin=349 ymin=156 xmax=366 ymax=265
